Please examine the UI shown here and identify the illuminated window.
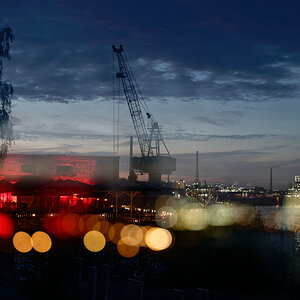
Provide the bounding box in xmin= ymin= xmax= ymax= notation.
xmin=56 ymin=165 xmax=73 ymax=173
xmin=21 ymin=165 xmax=36 ymax=173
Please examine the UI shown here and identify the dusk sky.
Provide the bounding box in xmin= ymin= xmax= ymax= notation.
xmin=2 ymin=0 xmax=300 ymax=188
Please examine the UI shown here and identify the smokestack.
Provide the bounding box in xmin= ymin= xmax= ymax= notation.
xmin=269 ymin=167 xmax=273 ymax=193
xmin=195 ymin=150 xmax=199 ymax=183
xmin=128 ymin=136 xmax=137 ymax=183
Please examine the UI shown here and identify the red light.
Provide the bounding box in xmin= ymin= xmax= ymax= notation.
xmin=0 ymin=213 xmax=14 ymax=238
xmin=43 ymin=213 xmax=82 ymax=238
xmin=62 ymin=214 xmax=81 ymax=236
xmin=43 ymin=214 xmax=68 ymax=238
xmin=0 ymin=192 xmax=15 ymax=204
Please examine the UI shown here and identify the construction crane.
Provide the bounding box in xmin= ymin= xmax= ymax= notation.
xmin=112 ymin=45 xmax=176 ymax=185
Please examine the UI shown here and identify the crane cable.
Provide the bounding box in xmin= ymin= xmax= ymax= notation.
xmin=112 ymin=51 xmax=116 ymax=155
xmin=117 ymin=73 xmax=120 ymax=154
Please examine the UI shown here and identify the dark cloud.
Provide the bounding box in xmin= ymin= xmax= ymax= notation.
xmin=0 ymin=0 xmax=299 ymax=104
xmin=167 ymin=132 xmax=278 ymax=142
xmin=14 ymin=130 xmax=112 ymax=141
xmin=175 ymin=149 xmax=270 ymax=160
xmin=13 ymin=148 xmax=114 ymax=156
xmin=192 ymin=113 xmax=242 ymax=127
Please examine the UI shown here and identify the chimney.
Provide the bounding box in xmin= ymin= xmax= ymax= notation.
xmin=269 ymin=167 xmax=273 ymax=193
xmin=195 ymin=150 xmax=199 ymax=183
xmin=128 ymin=136 xmax=137 ymax=183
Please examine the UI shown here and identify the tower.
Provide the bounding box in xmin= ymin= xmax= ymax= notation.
xmin=269 ymin=167 xmax=273 ymax=193
xmin=195 ymin=150 xmax=199 ymax=183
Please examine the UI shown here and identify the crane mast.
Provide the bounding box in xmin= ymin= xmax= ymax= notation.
xmin=113 ymin=45 xmax=176 ymax=185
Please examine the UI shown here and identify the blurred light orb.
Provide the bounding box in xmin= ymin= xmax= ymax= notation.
xmin=62 ymin=213 xmax=80 ymax=236
xmin=155 ymin=206 xmax=178 ymax=228
xmin=0 ymin=213 xmax=14 ymax=238
xmin=139 ymin=226 xmax=151 ymax=247
xmin=120 ymin=224 xmax=143 ymax=246
xmin=145 ymin=227 xmax=172 ymax=251
xmin=43 ymin=214 xmax=66 ymax=238
xmin=86 ymin=215 xmax=99 ymax=231
xmin=155 ymin=194 xmax=170 ymax=210
xmin=235 ymin=205 xmax=255 ymax=226
xmin=282 ymin=206 xmax=300 ymax=232
xmin=117 ymin=239 xmax=139 ymax=258
xmin=98 ymin=218 xmax=110 ymax=235
xmin=13 ymin=231 xmax=32 ymax=253
xmin=83 ymin=230 xmax=106 ymax=252
xmin=172 ymin=215 xmax=186 ymax=231
xmin=78 ymin=214 xmax=90 ymax=233
xmin=179 ymin=203 xmax=207 ymax=230
xmin=207 ymin=204 xmax=235 ymax=226
xmin=107 ymin=223 xmax=124 ymax=244
xmin=32 ymin=231 xmax=52 ymax=253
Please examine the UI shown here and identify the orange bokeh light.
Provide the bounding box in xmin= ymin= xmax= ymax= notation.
xmin=83 ymin=230 xmax=106 ymax=252
xmin=145 ymin=227 xmax=172 ymax=251
xmin=117 ymin=240 xmax=139 ymax=258
xmin=13 ymin=231 xmax=32 ymax=253
xmin=107 ymin=223 xmax=124 ymax=244
xmin=32 ymin=231 xmax=52 ymax=253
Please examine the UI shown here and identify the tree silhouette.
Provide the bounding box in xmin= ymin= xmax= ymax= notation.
xmin=0 ymin=25 xmax=14 ymax=162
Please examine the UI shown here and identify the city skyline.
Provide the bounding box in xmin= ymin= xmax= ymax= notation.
xmin=2 ymin=0 xmax=300 ymax=188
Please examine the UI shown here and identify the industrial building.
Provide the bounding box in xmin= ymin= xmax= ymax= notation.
xmin=0 ymin=154 xmax=119 ymax=184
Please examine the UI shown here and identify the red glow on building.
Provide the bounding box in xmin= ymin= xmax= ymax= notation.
xmin=59 ymin=195 xmax=96 ymax=208
xmin=0 ymin=154 xmax=119 ymax=210
xmin=0 ymin=154 xmax=119 ymax=184
xmin=0 ymin=193 xmax=16 ymax=203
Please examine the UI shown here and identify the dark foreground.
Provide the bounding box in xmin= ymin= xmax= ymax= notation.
xmin=0 ymin=221 xmax=299 ymax=300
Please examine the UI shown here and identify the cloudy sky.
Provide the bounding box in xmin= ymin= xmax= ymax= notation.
xmin=1 ymin=0 xmax=300 ymax=188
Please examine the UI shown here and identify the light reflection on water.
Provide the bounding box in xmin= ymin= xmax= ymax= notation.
xmin=255 ymin=206 xmax=300 ymax=255
xmin=295 ymin=233 xmax=300 ymax=254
